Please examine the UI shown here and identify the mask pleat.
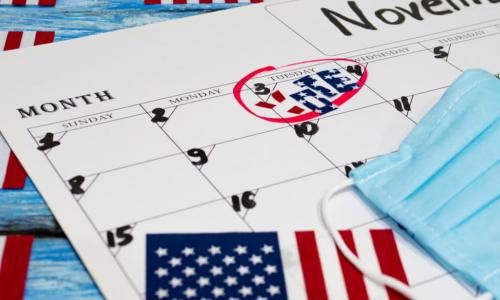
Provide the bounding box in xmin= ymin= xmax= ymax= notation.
xmin=428 ymin=195 xmax=500 ymax=293
xmin=391 ymin=118 xmax=500 ymax=232
xmin=415 ymin=159 xmax=500 ymax=242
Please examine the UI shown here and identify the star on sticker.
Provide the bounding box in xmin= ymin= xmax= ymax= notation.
xmin=195 ymin=256 xmax=209 ymax=266
xmin=298 ymin=92 xmax=309 ymax=98
xmin=267 ymin=285 xmax=281 ymax=296
xmin=237 ymin=265 xmax=250 ymax=276
xmin=238 ymin=286 xmax=253 ymax=297
xmin=168 ymin=257 xmax=182 ymax=267
xmin=208 ymin=245 xmax=221 ymax=255
xmin=156 ymin=247 xmax=168 ymax=257
xmin=212 ymin=286 xmax=225 ymax=298
xmin=181 ymin=247 xmax=195 ymax=257
xmin=169 ymin=277 xmax=183 ymax=288
xmin=264 ymin=264 xmax=277 ymax=275
xmin=261 ymin=244 xmax=274 ymax=255
xmin=210 ymin=265 xmax=223 ymax=276
xmin=183 ymin=287 xmax=197 ymax=298
xmin=197 ymin=276 xmax=210 ymax=287
xmin=234 ymin=245 xmax=248 ymax=255
xmin=249 ymin=254 xmax=263 ymax=265
xmin=155 ymin=267 xmax=168 ymax=278
xmin=251 ymin=275 xmax=266 ymax=286
xmin=257 ymin=297 xmax=268 ymax=300
xmin=182 ymin=266 xmax=196 ymax=277
xmin=222 ymin=255 xmax=235 ymax=266
xmin=155 ymin=288 xmax=168 ymax=299
xmin=224 ymin=276 xmax=238 ymax=287
xmin=324 ymin=75 xmax=333 ymax=80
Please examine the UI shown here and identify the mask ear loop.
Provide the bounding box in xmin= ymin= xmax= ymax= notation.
xmin=320 ymin=178 xmax=420 ymax=300
xmin=320 ymin=179 xmax=494 ymax=300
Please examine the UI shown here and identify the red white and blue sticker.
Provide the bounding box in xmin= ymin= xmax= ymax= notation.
xmin=233 ymin=58 xmax=368 ymax=123
xmin=0 ymin=0 xmax=56 ymax=6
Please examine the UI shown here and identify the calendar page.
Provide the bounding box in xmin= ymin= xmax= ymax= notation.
xmin=0 ymin=0 xmax=499 ymax=299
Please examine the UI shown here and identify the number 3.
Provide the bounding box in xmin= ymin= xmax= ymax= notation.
xmin=254 ymin=83 xmax=271 ymax=95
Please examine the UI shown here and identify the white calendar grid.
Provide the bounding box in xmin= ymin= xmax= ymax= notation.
xmin=27 ymin=20 xmax=500 ymax=299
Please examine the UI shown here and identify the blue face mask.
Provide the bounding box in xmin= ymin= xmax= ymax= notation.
xmin=321 ymin=69 xmax=499 ymax=299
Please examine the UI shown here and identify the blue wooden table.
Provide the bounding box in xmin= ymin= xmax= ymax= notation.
xmin=0 ymin=1 xmax=246 ymax=298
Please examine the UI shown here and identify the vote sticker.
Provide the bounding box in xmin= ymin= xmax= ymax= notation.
xmin=233 ymin=58 xmax=368 ymax=123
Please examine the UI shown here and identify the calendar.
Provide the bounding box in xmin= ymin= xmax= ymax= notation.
xmin=0 ymin=0 xmax=499 ymax=299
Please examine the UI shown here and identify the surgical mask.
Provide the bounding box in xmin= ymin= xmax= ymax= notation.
xmin=321 ymin=69 xmax=499 ymax=300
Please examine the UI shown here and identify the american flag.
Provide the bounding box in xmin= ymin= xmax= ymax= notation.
xmin=0 ymin=31 xmax=55 ymax=189
xmin=147 ymin=232 xmax=288 ymax=299
xmin=0 ymin=236 xmax=34 ymax=300
xmin=0 ymin=0 xmax=56 ymax=6
xmin=147 ymin=229 xmax=409 ymax=300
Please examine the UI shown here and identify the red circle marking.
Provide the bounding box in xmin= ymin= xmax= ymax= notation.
xmin=233 ymin=58 xmax=368 ymax=124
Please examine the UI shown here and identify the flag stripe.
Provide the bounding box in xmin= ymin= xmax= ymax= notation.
xmin=0 ymin=30 xmax=55 ymax=190
xmin=38 ymin=0 xmax=56 ymax=5
xmin=0 ymin=32 xmax=7 ymax=49
xmin=337 ymin=230 xmax=370 ymax=300
xmin=0 ymin=238 xmax=5 ymax=265
xmin=0 ymin=138 xmax=10 ymax=187
xmin=371 ymin=229 xmax=410 ymax=300
xmin=354 ymin=228 xmax=390 ymax=299
xmin=0 ymin=0 xmax=56 ymax=5
xmin=4 ymin=31 xmax=23 ymax=51
xmin=2 ymin=152 xmax=27 ymax=189
xmin=34 ymin=31 xmax=55 ymax=45
xmin=19 ymin=31 xmax=36 ymax=48
xmin=1 ymin=31 xmax=55 ymax=51
xmin=295 ymin=231 xmax=329 ymax=300
xmin=0 ymin=236 xmax=33 ymax=300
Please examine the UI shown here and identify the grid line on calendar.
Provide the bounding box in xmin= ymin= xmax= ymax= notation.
xmin=348 ymin=24 xmax=500 ymax=63
xmin=139 ymin=103 xmax=257 ymax=231
xmin=84 ymin=147 xmax=392 ymax=234
xmin=26 ymin=128 xmax=144 ymax=298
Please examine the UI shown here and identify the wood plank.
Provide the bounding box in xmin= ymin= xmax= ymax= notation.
xmin=0 ymin=180 xmax=61 ymax=235
xmin=25 ymin=238 xmax=102 ymax=299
